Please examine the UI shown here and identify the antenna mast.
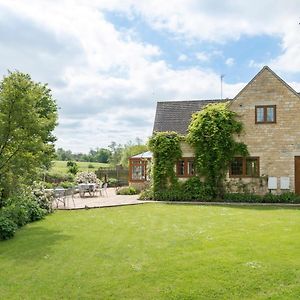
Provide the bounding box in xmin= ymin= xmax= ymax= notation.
xmin=220 ymin=74 xmax=225 ymax=100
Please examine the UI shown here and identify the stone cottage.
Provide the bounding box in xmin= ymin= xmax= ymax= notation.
xmin=129 ymin=66 xmax=300 ymax=194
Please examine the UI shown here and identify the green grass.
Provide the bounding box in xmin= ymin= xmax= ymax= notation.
xmin=49 ymin=160 xmax=109 ymax=174
xmin=1 ymin=204 xmax=300 ymax=299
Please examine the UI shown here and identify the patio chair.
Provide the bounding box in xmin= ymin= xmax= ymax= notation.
xmin=53 ymin=187 xmax=66 ymax=208
xmin=64 ymin=187 xmax=76 ymax=208
xmin=94 ymin=182 xmax=103 ymax=197
xmin=102 ymin=182 xmax=108 ymax=197
xmin=78 ymin=184 xmax=87 ymax=198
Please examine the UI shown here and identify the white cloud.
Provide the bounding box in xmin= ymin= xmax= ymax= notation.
xmin=225 ymin=58 xmax=235 ymax=67
xmin=178 ymin=54 xmax=188 ymax=61
xmin=98 ymin=0 xmax=300 ymax=72
xmin=0 ymin=0 xmax=299 ymax=152
xmin=195 ymin=52 xmax=210 ymax=62
xmin=248 ymin=59 xmax=264 ymax=69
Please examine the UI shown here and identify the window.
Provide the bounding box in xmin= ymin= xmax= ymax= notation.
xmin=176 ymin=158 xmax=195 ymax=177
xmin=229 ymin=157 xmax=259 ymax=177
xmin=177 ymin=160 xmax=185 ymax=176
xmin=255 ymin=105 xmax=276 ymax=123
xmin=129 ymin=159 xmax=149 ymax=181
xmin=132 ymin=164 xmax=145 ymax=180
xmin=187 ymin=160 xmax=195 ymax=176
xmin=230 ymin=157 xmax=243 ymax=176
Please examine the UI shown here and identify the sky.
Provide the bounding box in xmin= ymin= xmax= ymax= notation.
xmin=0 ymin=0 xmax=300 ymax=153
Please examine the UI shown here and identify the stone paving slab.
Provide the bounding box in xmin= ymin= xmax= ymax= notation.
xmin=54 ymin=188 xmax=146 ymax=210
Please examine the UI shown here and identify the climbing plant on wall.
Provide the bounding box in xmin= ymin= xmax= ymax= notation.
xmin=187 ymin=102 xmax=248 ymax=198
xmin=148 ymin=131 xmax=182 ymax=194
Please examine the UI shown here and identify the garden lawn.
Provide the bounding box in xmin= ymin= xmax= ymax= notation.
xmin=49 ymin=160 xmax=109 ymax=175
xmin=0 ymin=204 xmax=300 ymax=299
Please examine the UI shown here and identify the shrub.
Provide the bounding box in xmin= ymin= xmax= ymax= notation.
xmin=148 ymin=177 xmax=213 ymax=201
xmin=223 ymin=192 xmax=300 ymax=203
xmin=32 ymin=182 xmax=55 ymax=213
xmin=139 ymin=188 xmax=154 ymax=200
xmin=223 ymin=193 xmax=262 ymax=203
xmin=108 ymin=178 xmax=118 ymax=187
xmin=41 ymin=181 xmax=55 ymax=189
xmin=60 ymin=181 xmax=75 ymax=189
xmin=2 ymin=203 xmax=29 ymax=227
xmin=76 ymin=172 xmax=100 ymax=185
xmin=67 ymin=161 xmax=79 ymax=175
xmin=280 ymin=192 xmax=300 ymax=203
xmin=0 ymin=214 xmax=17 ymax=240
xmin=154 ymin=189 xmax=188 ymax=201
xmin=33 ymin=189 xmax=54 ymax=214
xmin=182 ymin=177 xmax=213 ymax=201
xmin=88 ymin=164 xmax=95 ymax=169
xmin=45 ymin=172 xmax=75 ymax=184
xmin=262 ymin=192 xmax=300 ymax=204
xmin=2 ymin=191 xmax=47 ymax=226
xmin=25 ymin=200 xmax=46 ymax=222
xmin=116 ymin=186 xmax=139 ymax=195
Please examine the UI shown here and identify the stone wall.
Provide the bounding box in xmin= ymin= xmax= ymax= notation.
xmin=229 ymin=67 xmax=300 ymax=193
xmin=180 ymin=141 xmax=194 ymax=157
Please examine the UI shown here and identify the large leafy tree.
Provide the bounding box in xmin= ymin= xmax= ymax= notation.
xmin=0 ymin=71 xmax=58 ymax=198
xmin=108 ymin=141 xmax=123 ymax=166
xmin=120 ymin=143 xmax=148 ymax=167
xmin=187 ymin=102 xmax=248 ymax=198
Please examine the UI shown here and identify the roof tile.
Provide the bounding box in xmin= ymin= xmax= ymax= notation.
xmin=153 ymin=99 xmax=230 ymax=134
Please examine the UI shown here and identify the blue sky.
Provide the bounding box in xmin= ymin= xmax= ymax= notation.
xmin=0 ymin=0 xmax=300 ymax=152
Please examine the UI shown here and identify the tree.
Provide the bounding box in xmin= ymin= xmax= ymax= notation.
xmin=94 ymin=148 xmax=111 ymax=163
xmin=67 ymin=161 xmax=79 ymax=175
xmin=0 ymin=71 xmax=58 ymax=198
xmin=108 ymin=141 xmax=123 ymax=166
xmin=187 ymin=102 xmax=248 ymax=198
xmin=120 ymin=143 xmax=148 ymax=167
xmin=56 ymin=148 xmax=73 ymax=161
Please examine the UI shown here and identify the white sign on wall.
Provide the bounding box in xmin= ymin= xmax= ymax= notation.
xmin=280 ymin=177 xmax=290 ymax=189
xmin=268 ymin=177 xmax=277 ymax=190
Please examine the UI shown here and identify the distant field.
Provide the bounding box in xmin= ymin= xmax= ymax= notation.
xmin=49 ymin=160 xmax=109 ymax=174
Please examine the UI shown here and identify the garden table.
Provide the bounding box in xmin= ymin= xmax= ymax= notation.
xmin=78 ymin=183 xmax=97 ymax=197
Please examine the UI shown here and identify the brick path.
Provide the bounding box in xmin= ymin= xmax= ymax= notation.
xmin=54 ymin=188 xmax=145 ymax=210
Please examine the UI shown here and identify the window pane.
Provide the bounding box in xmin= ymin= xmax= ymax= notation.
xmin=187 ymin=160 xmax=195 ymax=175
xmin=256 ymin=107 xmax=264 ymax=122
xmin=178 ymin=160 xmax=185 ymax=176
xmin=132 ymin=165 xmax=144 ymax=180
xmin=246 ymin=158 xmax=258 ymax=176
xmin=231 ymin=158 xmax=243 ymax=175
xmin=267 ymin=107 xmax=274 ymax=122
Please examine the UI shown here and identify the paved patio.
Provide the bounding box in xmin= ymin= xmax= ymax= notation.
xmin=54 ymin=188 xmax=146 ymax=210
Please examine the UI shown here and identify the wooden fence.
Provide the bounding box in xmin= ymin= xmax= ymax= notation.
xmin=95 ymin=166 xmax=129 ymax=186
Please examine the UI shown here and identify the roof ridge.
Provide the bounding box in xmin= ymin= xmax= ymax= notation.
xmin=156 ymin=98 xmax=231 ymax=103
xmin=232 ymin=65 xmax=300 ymax=101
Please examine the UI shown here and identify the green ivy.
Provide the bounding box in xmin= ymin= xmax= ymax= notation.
xmin=187 ymin=102 xmax=248 ymax=198
xmin=148 ymin=131 xmax=182 ymax=194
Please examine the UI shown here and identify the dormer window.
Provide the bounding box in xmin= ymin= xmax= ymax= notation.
xmin=255 ymin=105 xmax=276 ymax=124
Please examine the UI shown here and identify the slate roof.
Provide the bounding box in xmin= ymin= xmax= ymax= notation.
xmin=153 ymin=99 xmax=230 ymax=134
xmin=152 ymin=67 xmax=300 ymax=136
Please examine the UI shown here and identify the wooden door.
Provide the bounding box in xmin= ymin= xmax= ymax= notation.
xmin=295 ymin=157 xmax=300 ymax=195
